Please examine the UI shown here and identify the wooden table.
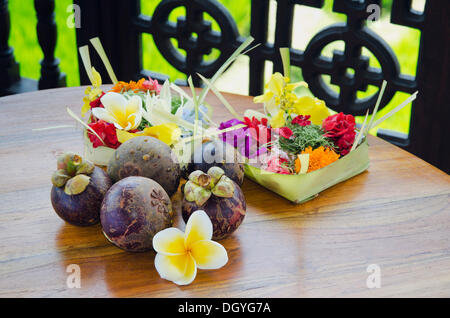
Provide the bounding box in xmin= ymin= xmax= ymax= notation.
xmin=0 ymin=87 xmax=449 ymax=298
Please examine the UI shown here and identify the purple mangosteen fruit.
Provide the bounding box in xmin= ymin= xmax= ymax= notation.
xmin=182 ymin=167 xmax=246 ymax=240
xmin=100 ymin=176 xmax=174 ymax=252
xmin=50 ymin=152 xmax=112 ymax=226
xmin=186 ymin=139 xmax=245 ymax=186
xmin=107 ymin=136 xmax=181 ymax=197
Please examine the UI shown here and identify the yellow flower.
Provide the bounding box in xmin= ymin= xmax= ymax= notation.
xmin=292 ymin=96 xmax=330 ymax=125
xmin=253 ymin=72 xmax=308 ymax=125
xmin=92 ymin=92 xmax=142 ymax=131
xmin=116 ymin=123 xmax=181 ymax=146
xmin=270 ymin=110 xmax=286 ymax=128
xmin=81 ymin=67 xmax=103 ymax=116
xmin=153 ymin=210 xmax=228 ymax=285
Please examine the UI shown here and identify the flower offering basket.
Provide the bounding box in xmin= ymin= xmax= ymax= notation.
xmin=243 ymin=138 xmax=369 ymax=204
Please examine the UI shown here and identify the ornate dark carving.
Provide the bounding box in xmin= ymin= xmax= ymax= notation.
xmin=34 ymin=0 xmax=66 ymax=89
xmin=0 ymin=0 xmax=20 ymax=93
xmin=391 ymin=0 xmax=425 ymax=29
xmin=134 ymin=0 xmax=240 ymax=85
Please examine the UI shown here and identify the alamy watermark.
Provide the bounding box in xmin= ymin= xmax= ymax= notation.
xmin=366 ymin=264 xmax=381 ymax=289
xmin=66 ymin=264 xmax=81 ymax=289
xmin=367 ymin=4 xmax=381 ymax=25
xmin=66 ymin=4 xmax=81 ymax=29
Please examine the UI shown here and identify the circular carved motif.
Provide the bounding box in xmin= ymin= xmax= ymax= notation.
xmin=151 ymin=0 xmax=239 ymax=80
xmin=302 ymin=24 xmax=400 ymax=115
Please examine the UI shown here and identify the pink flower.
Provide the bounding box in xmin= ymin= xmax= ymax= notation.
xmin=142 ymin=77 xmax=161 ymax=94
xmin=266 ymin=157 xmax=291 ymax=174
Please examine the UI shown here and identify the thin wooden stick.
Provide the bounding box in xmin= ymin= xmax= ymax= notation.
xmin=66 ymin=107 xmax=106 ymax=146
xmin=371 ymin=91 xmax=418 ymax=129
xmin=351 ymin=109 xmax=370 ymax=153
xmin=365 ymin=80 xmax=387 ymax=135
xmin=197 ymin=73 xmax=243 ymax=120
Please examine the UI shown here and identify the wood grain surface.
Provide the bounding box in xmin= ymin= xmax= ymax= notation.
xmin=0 ymin=86 xmax=449 ymax=298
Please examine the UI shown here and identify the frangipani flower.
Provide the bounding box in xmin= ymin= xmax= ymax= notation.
xmin=82 ymin=67 xmax=103 ymax=116
xmin=153 ymin=210 xmax=228 ymax=286
xmin=116 ymin=123 xmax=181 ymax=146
xmin=92 ymin=92 xmax=142 ymax=131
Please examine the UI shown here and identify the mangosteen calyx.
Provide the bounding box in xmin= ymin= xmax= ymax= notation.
xmin=184 ymin=167 xmax=235 ymax=206
xmin=51 ymin=152 xmax=95 ymax=195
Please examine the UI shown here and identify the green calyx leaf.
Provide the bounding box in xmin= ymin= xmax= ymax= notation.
xmin=54 ymin=153 xmax=95 ymax=188
xmin=76 ymin=161 xmax=95 ymax=175
xmin=64 ymin=175 xmax=91 ymax=195
xmin=184 ymin=167 xmax=234 ymax=204
xmin=184 ymin=180 xmax=212 ymax=206
xmin=51 ymin=170 xmax=71 ymax=188
xmin=211 ymin=176 xmax=235 ymax=198
xmin=207 ymin=166 xmax=225 ymax=188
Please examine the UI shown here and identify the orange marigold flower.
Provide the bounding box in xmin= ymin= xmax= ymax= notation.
xmin=111 ymin=78 xmax=147 ymax=93
xmin=301 ymin=146 xmax=340 ymax=172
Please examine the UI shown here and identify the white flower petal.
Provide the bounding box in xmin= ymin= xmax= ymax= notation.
xmin=126 ymin=95 xmax=142 ymax=115
xmin=154 ymin=253 xmax=189 ymax=284
xmin=160 ymin=80 xmax=172 ymax=111
xmin=92 ymin=107 xmax=117 ymax=124
xmin=190 ymin=240 xmax=228 ymax=270
xmin=101 ymin=92 xmax=127 ymax=115
xmin=185 ymin=210 xmax=213 ymax=247
xmin=113 ymin=122 xmax=125 ymax=130
xmin=173 ymin=254 xmax=197 ymax=286
xmin=129 ymin=111 xmax=142 ymax=130
xmin=152 ymin=228 xmax=186 ymax=255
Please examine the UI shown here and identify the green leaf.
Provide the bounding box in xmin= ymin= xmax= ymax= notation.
xmin=198 ymin=36 xmax=255 ymax=105
xmin=280 ymin=47 xmax=291 ymax=79
xmin=197 ymin=73 xmax=242 ymax=120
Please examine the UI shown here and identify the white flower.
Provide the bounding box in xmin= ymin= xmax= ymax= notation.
xmin=152 ymin=210 xmax=228 ymax=285
xmin=92 ymin=92 xmax=142 ymax=131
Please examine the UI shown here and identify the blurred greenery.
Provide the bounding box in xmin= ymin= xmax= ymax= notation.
xmin=8 ymin=0 xmax=420 ymax=135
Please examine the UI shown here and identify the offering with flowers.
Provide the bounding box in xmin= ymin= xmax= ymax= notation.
xmin=217 ymin=48 xmax=418 ymax=203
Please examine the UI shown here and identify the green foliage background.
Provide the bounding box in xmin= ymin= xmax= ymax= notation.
xmin=8 ymin=0 xmax=420 ymax=135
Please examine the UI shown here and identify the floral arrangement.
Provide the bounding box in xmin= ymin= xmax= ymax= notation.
xmin=72 ymin=38 xmax=250 ymax=167
xmin=216 ymin=48 xmax=418 ymax=203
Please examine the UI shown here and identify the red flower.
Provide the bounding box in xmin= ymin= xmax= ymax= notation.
xmin=322 ymin=112 xmax=356 ymax=156
xmin=88 ymin=120 xmax=121 ymax=149
xmin=89 ymin=92 xmax=106 ymax=109
xmin=278 ymin=127 xmax=293 ymax=139
xmin=292 ymin=115 xmax=311 ymax=126
xmin=243 ymin=116 xmax=272 ymax=147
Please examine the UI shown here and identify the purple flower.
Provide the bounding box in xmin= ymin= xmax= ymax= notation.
xmin=219 ymin=119 xmax=267 ymax=158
